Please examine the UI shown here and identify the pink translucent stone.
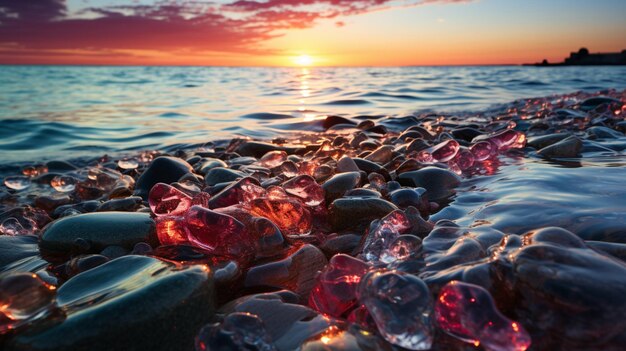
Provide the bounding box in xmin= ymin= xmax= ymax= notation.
xmin=357 ymin=270 xmax=434 ymax=350
xmin=361 ymin=210 xmax=412 ymax=262
xmin=155 ymin=215 xmax=189 ymax=246
xmin=280 ymin=161 xmax=299 ymax=178
xmin=149 ymin=183 xmax=192 ymax=217
xmin=419 ymin=139 xmax=460 ymax=163
xmin=470 ymin=141 xmax=494 ymax=161
xmin=248 ymin=197 xmax=312 ymax=236
xmin=309 ymin=254 xmax=370 ymax=317
xmin=487 ymin=129 xmax=527 ymax=151
xmin=191 ymin=192 xmax=211 ymax=208
xmin=266 ymin=185 xmax=289 ymax=199
xmin=209 ymin=177 xmax=266 ymax=209
xmin=258 ymin=150 xmax=287 ymax=168
xmin=435 ymin=281 xmax=531 ymax=351
xmin=0 ymin=217 xmax=34 ymax=236
xmin=0 ymin=273 xmax=57 ymax=334
xmin=454 ymin=148 xmax=475 ymax=170
xmin=282 ymin=175 xmax=324 ymax=206
xmin=185 ymin=205 xmax=254 ymax=257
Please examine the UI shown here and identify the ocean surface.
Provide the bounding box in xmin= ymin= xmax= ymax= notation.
xmin=1 ymin=65 xmax=626 ymax=165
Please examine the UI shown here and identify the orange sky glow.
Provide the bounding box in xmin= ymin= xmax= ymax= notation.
xmin=1 ymin=0 xmax=625 ymax=66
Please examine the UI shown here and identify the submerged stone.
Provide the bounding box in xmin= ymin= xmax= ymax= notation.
xmin=6 ymin=256 xmax=214 ymax=351
xmin=39 ymin=212 xmax=158 ymax=259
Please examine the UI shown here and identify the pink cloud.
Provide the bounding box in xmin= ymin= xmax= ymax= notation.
xmin=0 ymin=0 xmax=470 ymax=63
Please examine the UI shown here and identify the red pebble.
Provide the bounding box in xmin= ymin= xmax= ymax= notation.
xmin=208 ymin=177 xmax=266 ymax=209
xmin=309 ymin=254 xmax=370 ymax=317
xmin=435 ymin=281 xmax=531 ymax=351
xmin=282 ymin=175 xmax=325 ymax=206
xmin=185 ymin=205 xmax=254 ymax=258
xmin=248 ymin=197 xmax=312 ymax=236
xmin=149 ymin=183 xmax=192 ymax=216
xmin=155 ymin=215 xmax=189 ymax=245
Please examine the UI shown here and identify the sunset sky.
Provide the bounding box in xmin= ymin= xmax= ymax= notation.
xmin=1 ymin=0 xmax=625 ymax=66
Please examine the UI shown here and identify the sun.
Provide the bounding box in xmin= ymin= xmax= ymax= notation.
xmin=294 ymin=54 xmax=314 ymax=66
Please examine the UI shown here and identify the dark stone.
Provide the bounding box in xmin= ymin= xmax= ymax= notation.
xmin=134 ymin=156 xmax=193 ymax=200
xmin=329 ymin=197 xmax=398 ymax=231
xmin=95 ymin=196 xmax=142 ymax=212
xmin=398 ymin=167 xmax=461 ymax=202
xmin=244 ymin=244 xmax=327 ymax=301
xmin=194 ymin=158 xmax=230 ymax=175
xmin=6 ymin=256 xmax=214 ymax=351
xmin=322 ymin=172 xmax=361 ymax=203
xmin=352 ymin=158 xmax=390 ymax=180
xmin=220 ymin=291 xmax=334 ymax=351
xmin=527 ymin=133 xmax=572 ymax=149
xmin=451 ymin=127 xmax=482 ymax=142
xmin=235 ymin=141 xmax=302 ymax=158
xmin=537 ymin=136 xmax=583 ymax=158
xmin=320 ymin=233 xmax=362 ymax=257
xmin=0 ymin=235 xmax=47 ymax=274
xmin=45 ymin=160 xmax=78 ymax=172
xmin=323 ymin=115 xmax=356 ymax=130
xmin=39 ymin=212 xmax=157 ymax=260
xmin=579 ymin=96 xmax=622 ymax=111
xmin=204 ymin=167 xmax=246 ymax=186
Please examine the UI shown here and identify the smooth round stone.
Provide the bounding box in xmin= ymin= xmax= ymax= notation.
xmin=336 ymin=156 xmax=360 ymax=173
xmin=344 ymin=188 xmax=381 ymax=198
xmin=95 ymin=196 xmax=143 ymax=212
xmin=0 ymin=235 xmax=48 ymax=274
xmin=322 ymin=172 xmax=361 ymax=203
xmin=389 ymin=188 xmax=425 ymax=209
xmin=397 ymin=167 xmax=461 ymax=202
xmin=329 ymin=197 xmax=398 ymax=231
xmin=220 ymin=291 xmax=335 ymax=351
xmin=323 ymin=115 xmax=356 ymax=130
xmin=527 ymin=133 xmax=572 ymax=149
xmin=537 ymin=136 xmax=583 ymax=158
xmin=134 ymin=156 xmax=193 ymax=199
xmin=39 ymin=212 xmax=157 ymax=259
xmin=235 ymin=141 xmax=302 ymax=158
xmin=579 ymin=96 xmax=621 ymax=111
xmin=586 ymin=126 xmax=623 ymax=139
xmin=196 ymin=158 xmax=228 ymax=175
xmin=352 ymin=158 xmax=390 ymax=180
xmin=451 ymin=127 xmax=482 ymax=142
xmin=204 ymin=167 xmax=246 ymax=186
xmin=6 ymin=256 xmax=214 ymax=351
xmin=244 ymin=244 xmax=327 ymax=301
xmin=45 ymin=160 xmax=78 ymax=172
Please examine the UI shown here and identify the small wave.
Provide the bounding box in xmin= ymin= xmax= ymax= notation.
xmin=359 ymin=92 xmax=422 ymax=100
xmin=322 ymin=99 xmax=371 ymax=105
xmin=241 ymin=112 xmax=294 ymax=120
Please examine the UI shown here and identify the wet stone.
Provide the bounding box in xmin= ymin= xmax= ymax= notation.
xmin=195 ymin=312 xmax=276 ymax=351
xmin=204 ymin=167 xmax=246 ymax=186
xmin=398 ymin=167 xmax=461 ymax=203
xmin=244 ymin=244 xmax=327 ymax=300
xmin=322 ymin=171 xmax=361 ymax=203
xmin=356 ymin=270 xmax=434 ymax=350
xmin=220 ymin=291 xmax=336 ymax=351
xmin=435 ymin=281 xmax=531 ymax=351
xmin=134 ymin=156 xmax=193 ymax=200
xmin=96 ymin=196 xmax=142 ymax=212
xmin=329 ymin=197 xmax=398 ymax=231
xmin=537 ymin=135 xmax=583 ymax=158
xmin=6 ymin=255 xmax=215 ymax=351
xmin=39 ymin=212 xmax=158 ymax=260
xmin=309 ymin=254 xmax=370 ymax=318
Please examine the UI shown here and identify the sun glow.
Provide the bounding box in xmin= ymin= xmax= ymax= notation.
xmin=294 ymin=54 xmax=314 ymax=66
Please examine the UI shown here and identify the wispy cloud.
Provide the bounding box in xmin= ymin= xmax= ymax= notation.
xmin=0 ymin=0 xmax=471 ymax=63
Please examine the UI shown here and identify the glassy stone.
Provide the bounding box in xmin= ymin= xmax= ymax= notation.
xmin=435 ymin=281 xmax=531 ymax=351
xmin=149 ymin=183 xmax=193 ymax=217
xmin=356 ymin=270 xmax=433 ymax=350
xmin=195 ymin=312 xmax=277 ymax=351
xmin=309 ymin=254 xmax=370 ymax=317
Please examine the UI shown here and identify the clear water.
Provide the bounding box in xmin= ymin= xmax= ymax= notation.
xmin=1 ymin=65 xmax=625 ymax=164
